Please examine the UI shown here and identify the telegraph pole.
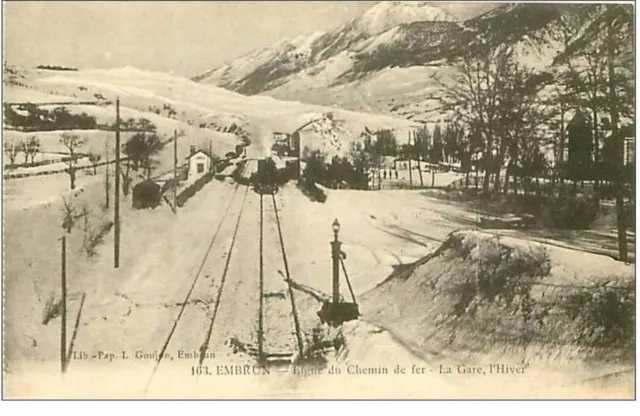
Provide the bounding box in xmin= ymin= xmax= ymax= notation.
xmin=114 ymin=97 xmax=121 ymax=268
xmin=331 ymin=219 xmax=341 ymax=304
xmin=209 ymin=139 xmax=213 ymax=172
xmin=414 ymin=128 xmax=424 ymax=187
xmin=60 ymin=236 xmax=67 ymax=374
xmin=408 ymin=130 xmax=413 ymax=189
xmin=105 ymin=140 xmax=110 ymax=209
xmin=173 ymin=129 xmax=178 ymax=214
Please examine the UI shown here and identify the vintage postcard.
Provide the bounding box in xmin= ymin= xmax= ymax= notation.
xmin=1 ymin=1 xmax=636 ymax=399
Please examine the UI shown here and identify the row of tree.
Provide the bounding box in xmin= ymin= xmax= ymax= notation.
xmin=302 ymin=148 xmax=369 ymax=190
xmin=4 ymin=104 xmax=99 ymax=131
xmin=4 ymin=136 xmax=41 ymax=165
xmin=437 ymin=4 xmax=633 ymax=260
xmin=10 ymin=119 xmax=165 ymax=193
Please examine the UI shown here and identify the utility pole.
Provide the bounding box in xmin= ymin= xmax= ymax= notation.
xmin=331 ymin=219 xmax=341 ymax=304
xmin=60 ymin=236 xmax=67 ymax=374
xmin=209 ymin=139 xmax=213 ymax=172
xmin=114 ymin=97 xmax=121 ymax=268
xmin=173 ymin=129 xmax=178 ymax=215
xmin=414 ymin=128 xmax=424 ymax=187
xmin=105 ymin=140 xmax=110 ymax=209
xmin=408 ymin=130 xmax=413 ymax=189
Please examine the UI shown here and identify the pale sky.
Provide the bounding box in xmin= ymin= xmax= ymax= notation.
xmin=3 ymin=1 xmax=497 ymax=77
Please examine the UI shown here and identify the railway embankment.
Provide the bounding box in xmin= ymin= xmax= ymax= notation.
xmin=348 ymin=230 xmax=634 ymax=396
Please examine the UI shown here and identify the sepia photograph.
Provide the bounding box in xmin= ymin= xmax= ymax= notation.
xmin=1 ymin=1 xmax=636 ymax=400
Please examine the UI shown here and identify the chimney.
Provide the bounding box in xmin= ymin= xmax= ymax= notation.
xmin=190 ymin=145 xmax=196 ymax=156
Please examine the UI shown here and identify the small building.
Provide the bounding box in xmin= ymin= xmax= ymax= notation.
xmin=186 ymin=147 xmax=213 ymax=180
xmin=272 ymin=132 xmax=297 ymax=157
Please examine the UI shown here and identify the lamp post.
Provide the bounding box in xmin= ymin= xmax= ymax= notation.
xmin=331 ymin=218 xmax=341 ymax=304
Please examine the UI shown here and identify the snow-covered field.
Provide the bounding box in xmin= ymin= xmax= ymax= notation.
xmin=5 ymin=178 xmax=633 ymax=398
xmin=3 ymin=172 xmax=102 ymax=211
xmin=29 ymin=66 xmax=416 ymax=142
xmin=3 ymin=151 xmax=68 ymax=167
xmin=3 ymin=65 xmax=634 ymax=399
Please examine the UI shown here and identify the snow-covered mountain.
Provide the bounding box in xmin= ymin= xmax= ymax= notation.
xmin=193 ymin=3 xmax=611 ymax=124
xmin=194 ymin=2 xmax=460 ymax=94
xmin=350 ymin=1 xmax=457 ymax=35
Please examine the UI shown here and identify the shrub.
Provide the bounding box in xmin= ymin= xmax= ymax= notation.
xmin=297 ymin=181 xmax=327 ymax=203
xmin=564 ymin=286 xmax=635 ymax=349
xmin=42 ymin=295 xmax=62 ymax=325
xmin=550 ymin=196 xmax=599 ymax=229
xmin=449 ymin=235 xmax=551 ymax=316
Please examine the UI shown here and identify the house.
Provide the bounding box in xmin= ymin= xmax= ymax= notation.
xmin=272 ymin=131 xmax=298 ymax=157
xmin=186 ymin=146 xmax=213 ymax=180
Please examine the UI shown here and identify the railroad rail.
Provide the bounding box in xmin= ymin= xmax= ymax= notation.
xmin=145 ymin=184 xmax=246 ymax=391
xmin=198 ymin=186 xmax=250 ymax=365
xmin=255 ymin=192 xmax=305 ymax=366
xmin=146 ymin=182 xmax=306 ymax=391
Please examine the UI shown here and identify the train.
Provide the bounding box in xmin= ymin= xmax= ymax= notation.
xmin=228 ymin=156 xmax=282 ymax=194
xmin=252 ymin=158 xmax=279 ymax=195
xmin=216 ymin=143 xmax=297 ymax=194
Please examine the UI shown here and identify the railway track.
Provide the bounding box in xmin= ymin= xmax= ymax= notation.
xmin=146 ymin=184 xmax=307 ymax=392
xmin=145 ymin=184 xmax=248 ymax=391
xmin=198 ymin=186 xmax=250 ymax=365
xmin=256 ymin=191 xmax=305 ymax=367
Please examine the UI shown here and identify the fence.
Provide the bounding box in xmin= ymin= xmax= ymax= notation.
xmin=175 ymin=171 xmax=214 ymax=207
xmin=3 ymin=157 xmax=130 ymax=180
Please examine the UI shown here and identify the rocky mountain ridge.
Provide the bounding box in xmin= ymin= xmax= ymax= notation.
xmin=193 ymin=3 xmax=603 ymax=124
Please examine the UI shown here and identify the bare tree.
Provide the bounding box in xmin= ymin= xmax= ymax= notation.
xmin=497 ymin=66 xmax=551 ymax=195
xmin=19 ymin=140 xmax=29 ymax=164
xmin=4 ymin=138 xmax=21 ymax=166
xmin=88 ymin=153 xmax=101 ymax=175
xmin=555 ymin=3 xmax=634 ymax=261
xmin=441 ymin=51 xmax=513 ymax=194
xmin=60 ymin=133 xmax=86 ymax=190
xmin=26 ymin=136 xmax=41 ymax=164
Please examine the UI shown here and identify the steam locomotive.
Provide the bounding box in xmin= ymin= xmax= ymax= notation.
xmin=252 ymin=158 xmax=279 ymax=195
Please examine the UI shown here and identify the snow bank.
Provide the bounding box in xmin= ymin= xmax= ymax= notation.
xmin=362 ymin=230 xmax=635 ymax=370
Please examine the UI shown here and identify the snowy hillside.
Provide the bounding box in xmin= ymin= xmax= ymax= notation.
xmin=193 ymin=3 xmax=595 ymax=123
xmin=4 ymin=65 xmax=417 ymax=164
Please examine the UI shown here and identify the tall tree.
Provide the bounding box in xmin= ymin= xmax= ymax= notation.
xmin=413 ymin=126 xmax=431 ymax=187
xmin=566 ymin=111 xmax=593 ymax=186
xmin=123 ymin=132 xmax=164 ymax=176
xmin=348 ymin=140 xmax=374 ymax=190
xmin=443 ymin=123 xmax=460 ymax=164
xmin=442 ymin=51 xmax=513 ymax=194
xmin=555 ymin=4 xmax=634 ymax=261
xmin=429 ymin=125 xmax=444 ymax=187
xmin=500 ymin=68 xmax=551 ymax=195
